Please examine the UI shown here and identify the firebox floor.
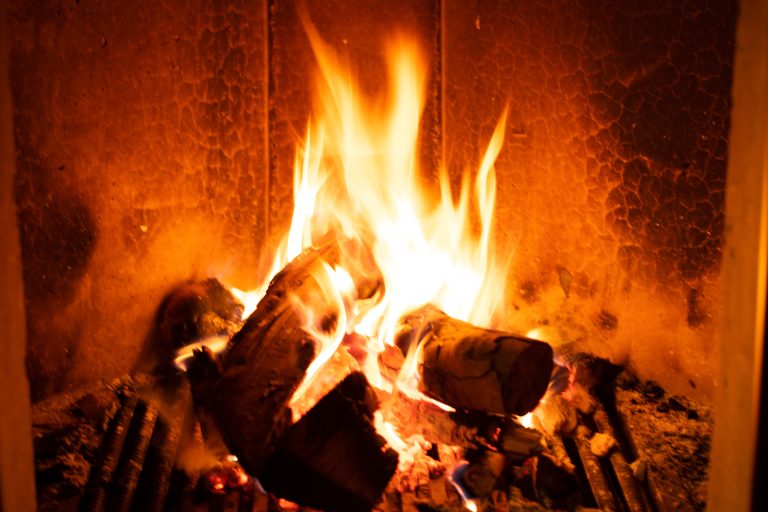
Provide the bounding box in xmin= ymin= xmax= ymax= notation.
xmin=31 ymin=362 xmax=711 ymax=512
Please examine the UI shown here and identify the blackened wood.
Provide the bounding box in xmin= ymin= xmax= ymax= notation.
xmin=524 ymin=452 xmax=579 ymax=507
xmin=133 ymin=376 xmax=192 ymax=512
xmin=260 ymin=372 xmax=398 ymax=512
xmin=397 ymin=306 xmax=553 ymax=415
xmin=161 ymin=278 xmax=245 ymax=348
xmin=500 ymin=420 xmax=543 ymax=462
xmin=201 ymin=244 xmax=337 ymax=476
xmin=201 ymin=240 xmax=381 ymax=477
xmin=460 ymin=450 xmax=505 ymax=498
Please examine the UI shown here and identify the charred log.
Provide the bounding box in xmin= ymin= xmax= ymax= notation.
xmin=396 ymin=306 xmax=553 ymax=415
xmin=197 ymin=240 xmax=381 ymax=477
xmin=106 ymin=400 xmax=159 ymax=512
xmin=260 ymin=372 xmax=398 ymax=512
xmin=80 ymin=395 xmax=140 ymax=512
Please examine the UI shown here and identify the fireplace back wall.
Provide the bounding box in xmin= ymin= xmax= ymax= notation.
xmin=7 ymin=0 xmax=737 ymax=402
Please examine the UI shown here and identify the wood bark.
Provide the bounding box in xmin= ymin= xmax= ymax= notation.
xmin=260 ymin=372 xmax=398 ymax=512
xmin=397 ymin=306 xmax=554 ymax=416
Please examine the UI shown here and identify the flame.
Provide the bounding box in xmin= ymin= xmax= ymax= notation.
xmin=450 ymin=461 xmax=480 ymax=512
xmin=288 ymin=262 xmax=351 ymax=413
xmin=518 ymin=412 xmax=535 ymax=429
xmin=228 ymin=24 xmax=510 ymax=430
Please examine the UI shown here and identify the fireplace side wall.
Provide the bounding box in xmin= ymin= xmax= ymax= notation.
xmin=9 ymin=0 xmax=270 ymax=400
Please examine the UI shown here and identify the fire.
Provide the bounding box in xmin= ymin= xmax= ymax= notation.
xmin=225 ymin=22 xmax=513 ymax=474
xmin=242 ymin=21 xmax=507 ymax=379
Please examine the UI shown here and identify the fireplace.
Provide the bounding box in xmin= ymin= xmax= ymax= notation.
xmin=1 ymin=0 xmax=765 ymax=511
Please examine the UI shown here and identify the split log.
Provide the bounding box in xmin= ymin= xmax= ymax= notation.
xmin=396 ymin=306 xmax=553 ymax=416
xmin=260 ymin=372 xmax=398 ymax=512
xmin=197 ymin=240 xmax=380 ymax=477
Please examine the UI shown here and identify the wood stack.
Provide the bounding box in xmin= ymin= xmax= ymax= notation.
xmin=185 ymin=242 xmax=555 ymax=510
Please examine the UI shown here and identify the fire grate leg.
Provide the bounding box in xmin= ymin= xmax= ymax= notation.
xmin=80 ymin=395 xmax=140 ymax=512
xmin=107 ymin=400 xmax=159 ymax=512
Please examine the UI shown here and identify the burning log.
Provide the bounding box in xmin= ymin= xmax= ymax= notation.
xmin=196 ymin=240 xmax=379 ymax=476
xmin=397 ymin=306 xmax=553 ymax=415
xmin=260 ymin=372 xmax=398 ymax=512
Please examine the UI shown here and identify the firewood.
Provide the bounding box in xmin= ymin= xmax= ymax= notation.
xmin=107 ymin=400 xmax=159 ymax=512
xmin=396 ymin=306 xmax=553 ymax=415
xmin=197 ymin=239 xmax=381 ymax=477
xmin=260 ymin=372 xmax=398 ymax=512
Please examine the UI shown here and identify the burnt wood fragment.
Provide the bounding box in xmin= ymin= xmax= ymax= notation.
xmin=516 ymin=452 xmax=579 ymax=509
xmin=397 ymin=306 xmax=553 ymax=415
xmin=133 ymin=376 xmax=193 ymax=512
xmin=499 ymin=419 xmax=543 ymax=462
xmin=161 ymin=278 xmax=245 ymax=348
xmin=260 ymin=372 xmax=398 ymax=512
xmin=459 ymin=450 xmax=505 ymax=498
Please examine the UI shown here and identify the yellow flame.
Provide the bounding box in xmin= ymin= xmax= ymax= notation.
xmin=173 ymin=335 xmax=230 ymax=369
xmin=231 ymin=25 xmax=509 ymax=414
xmin=289 ymin=262 xmax=350 ymax=413
xmin=293 ymin=23 xmax=508 ymax=343
xmin=518 ymin=412 xmax=535 ymax=429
